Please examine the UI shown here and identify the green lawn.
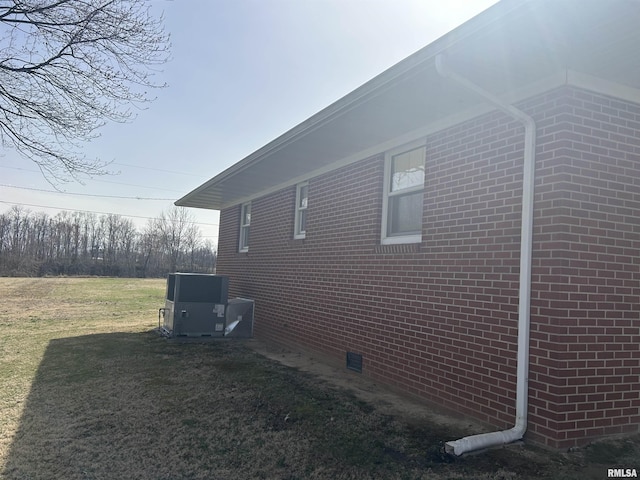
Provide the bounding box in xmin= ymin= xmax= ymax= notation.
xmin=0 ymin=277 xmax=637 ymax=479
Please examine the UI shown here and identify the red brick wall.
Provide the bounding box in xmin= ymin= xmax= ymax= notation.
xmin=527 ymin=88 xmax=640 ymax=448
xmin=216 ymin=86 xmax=640 ymax=449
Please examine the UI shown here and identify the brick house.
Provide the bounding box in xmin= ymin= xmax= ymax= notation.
xmin=177 ymin=0 xmax=640 ymax=451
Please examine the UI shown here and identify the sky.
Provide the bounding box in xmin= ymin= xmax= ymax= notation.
xmin=0 ymin=0 xmax=499 ymax=246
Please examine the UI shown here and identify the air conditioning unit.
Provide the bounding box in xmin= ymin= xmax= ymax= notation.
xmin=161 ymin=273 xmax=229 ymax=337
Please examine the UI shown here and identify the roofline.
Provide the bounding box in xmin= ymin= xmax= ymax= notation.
xmin=175 ymin=0 xmax=531 ymax=209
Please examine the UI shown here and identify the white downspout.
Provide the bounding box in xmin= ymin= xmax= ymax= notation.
xmin=434 ymin=54 xmax=536 ymax=456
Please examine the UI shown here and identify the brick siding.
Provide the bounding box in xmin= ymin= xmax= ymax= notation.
xmin=527 ymin=87 xmax=640 ymax=448
xmin=216 ymin=86 xmax=640 ymax=449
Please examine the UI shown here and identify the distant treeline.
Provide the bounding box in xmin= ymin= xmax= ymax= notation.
xmin=0 ymin=206 xmax=216 ymax=277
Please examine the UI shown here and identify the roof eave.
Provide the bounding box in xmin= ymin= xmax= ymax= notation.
xmin=175 ymin=0 xmax=530 ymax=210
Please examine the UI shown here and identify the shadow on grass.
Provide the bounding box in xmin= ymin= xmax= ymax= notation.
xmin=2 ymin=332 xmax=189 ymax=480
xmin=2 ymin=331 xmax=472 ymax=480
xmin=3 ymin=331 xmax=431 ymax=480
xmin=4 ymin=330 xmax=632 ymax=480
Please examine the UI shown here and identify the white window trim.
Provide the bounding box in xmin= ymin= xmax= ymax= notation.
xmin=294 ymin=181 xmax=308 ymax=240
xmin=381 ymin=140 xmax=425 ymax=245
xmin=239 ymin=202 xmax=251 ymax=252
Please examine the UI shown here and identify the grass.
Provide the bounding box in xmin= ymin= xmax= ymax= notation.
xmin=0 ymin=277 xmax=638 ymax=479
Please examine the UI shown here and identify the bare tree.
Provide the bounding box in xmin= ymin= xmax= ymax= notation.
xmin=0 ymin=0 xmax=170 ymax=182
xmin=155 ymin=207 xmax=200 ymax=273
xmin=0 ymin=206 xmax=216 ymax=276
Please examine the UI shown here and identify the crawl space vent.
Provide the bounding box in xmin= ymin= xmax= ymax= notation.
xmin=346 ymin=352 xmax=363 ymax=373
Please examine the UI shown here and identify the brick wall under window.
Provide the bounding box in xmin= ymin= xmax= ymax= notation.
xmin=216 ymin=86 xmax=640 ymax=449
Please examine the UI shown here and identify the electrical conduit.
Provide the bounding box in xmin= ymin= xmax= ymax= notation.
xmin=434 ymin=54 xmax=537 ymax=456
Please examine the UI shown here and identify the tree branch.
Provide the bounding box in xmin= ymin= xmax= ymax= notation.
xmin=0 ymin=0 xmax=170 ymax=183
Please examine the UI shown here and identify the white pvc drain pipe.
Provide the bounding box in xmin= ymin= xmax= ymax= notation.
xmin=435 ymin=54 xmax=536 ymax=456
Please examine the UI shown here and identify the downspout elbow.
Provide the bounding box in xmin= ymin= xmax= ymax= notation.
xmin=445 ymin=417 xmax=527 ymax=456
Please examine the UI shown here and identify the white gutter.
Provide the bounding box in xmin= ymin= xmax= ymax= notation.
xmin=434 ymin=54 xmax=536 ymax=456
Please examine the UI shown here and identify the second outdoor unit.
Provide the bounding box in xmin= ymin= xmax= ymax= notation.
xmin=224 ymin=298 xmax=255 ymax=338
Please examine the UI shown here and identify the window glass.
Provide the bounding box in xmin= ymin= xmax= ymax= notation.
xmin=388 ymin=191 xmax=423 ymax=236
xmin=239 ymin=203 xmax=250 ymax=251
xmin=299 ymin=184 xmax=308 ymax=209
xmin=298 ymin=209 xmax=307 ymax=233
xmin=295 ymin=182 xmax=308 ymax=238
xmin=390 ymin=148 xmax=425 ymax=191
xmin=383 ymin=143 xmax=425 ymax=242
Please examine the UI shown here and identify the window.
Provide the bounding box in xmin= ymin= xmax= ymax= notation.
xmin=382 ymin=142 xmax=425 ymax=244
xmin=294 ymin=182 xmax=308 ymax=239
xmin=239 ymin=202 xmax=251 ymax=252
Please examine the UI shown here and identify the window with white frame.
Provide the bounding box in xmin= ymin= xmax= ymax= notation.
xmin=382 ymin=142 xmax=425 ymax=244
xmin=239 ymin=202 xmax=251 ymax=252
xmin=294 ymin=182 xmax=308 ymax=239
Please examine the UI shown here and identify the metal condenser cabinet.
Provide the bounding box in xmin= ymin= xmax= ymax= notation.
xmin=161 ymin=273 xmax=229 ymax=337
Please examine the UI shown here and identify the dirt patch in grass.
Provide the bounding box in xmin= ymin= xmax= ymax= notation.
xmin=0 ymin=277 xmax=638 ymax=479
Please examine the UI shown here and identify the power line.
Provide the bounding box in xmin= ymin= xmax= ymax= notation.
xmin=0 ymin=200 xmax=219 ymax=228
xmin=112 ymin=161 xmax=202 ymax=177
xmin=0 ymin=165 xmax=39 ymax=174
xmin=0 ymin=183 xmax=176 ymax=201
xmin=92 ymin=178 xmax=184 ymax=193
xmin=0 ymin=161 xmax=203 ymax=178
xmin=0 ymin=164 xmax=193 ymax=193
